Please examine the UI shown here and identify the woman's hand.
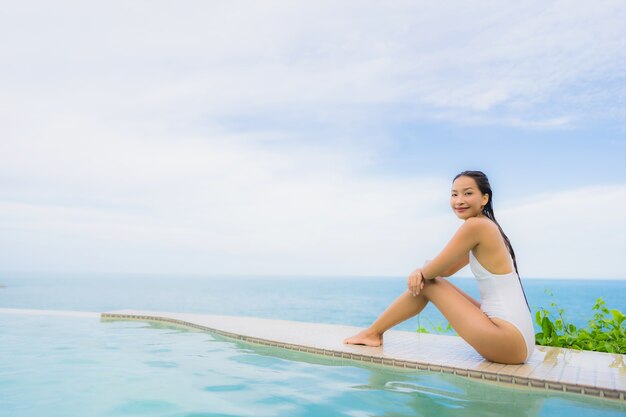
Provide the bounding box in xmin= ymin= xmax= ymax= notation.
xmin=408 ymin=268 xmax=425 ymax=296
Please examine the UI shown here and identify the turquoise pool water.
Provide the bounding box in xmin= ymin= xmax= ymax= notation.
xmin=0 ymin=313 xmax=623 ymax=417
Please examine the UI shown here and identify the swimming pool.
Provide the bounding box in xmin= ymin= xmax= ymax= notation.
xmin=0 ymin=312 xmax=623 ymax=417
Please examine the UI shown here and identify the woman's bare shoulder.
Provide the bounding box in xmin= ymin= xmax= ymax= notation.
xmin=463 ymin=217 xmax=500 ymax=237
xmin=463 ymin=216 xmax=495 ymax=229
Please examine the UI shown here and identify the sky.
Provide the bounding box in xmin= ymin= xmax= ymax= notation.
xmin=1 ymin=1 xmax=625 ymax=279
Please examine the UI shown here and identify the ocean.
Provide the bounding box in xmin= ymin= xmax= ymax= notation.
xmin=1 ymin=274 xmax=624 ymax=335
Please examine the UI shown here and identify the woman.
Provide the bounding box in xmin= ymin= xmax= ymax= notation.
xmin=344 ymin=170 xmax=535 ymax=364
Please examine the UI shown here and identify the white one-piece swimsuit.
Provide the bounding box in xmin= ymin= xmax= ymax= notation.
xmin=469 ymin=250 xmax=536 ymax=362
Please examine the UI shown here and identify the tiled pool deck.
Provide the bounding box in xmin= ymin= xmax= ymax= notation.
xmin=97 ymin=309 xmax=626 ymax=403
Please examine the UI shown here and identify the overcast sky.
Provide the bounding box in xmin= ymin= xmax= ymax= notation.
xmin=1 ymin=1 xmax=625 ymax=279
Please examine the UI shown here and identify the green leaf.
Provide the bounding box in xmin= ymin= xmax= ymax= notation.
xmin=555 ymin=318 xmax=563 ymax=331
xmin=541 ymin=317 xmax=554 ymax=337
xmin=611 ymin=309 xmax=625 ymax=325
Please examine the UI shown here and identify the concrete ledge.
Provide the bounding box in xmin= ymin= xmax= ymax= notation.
xmin=101 ymin=309 xmax=625 ymax=402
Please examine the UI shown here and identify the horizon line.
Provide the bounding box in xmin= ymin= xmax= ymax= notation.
xmin=0 ymin=272 xmax=624 ymax=281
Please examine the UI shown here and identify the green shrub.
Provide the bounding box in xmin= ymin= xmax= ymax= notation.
xmin=416 ymin=315 xmax=456 ymax=335
xmin=535 ymin=289 xmax=625 ymax=354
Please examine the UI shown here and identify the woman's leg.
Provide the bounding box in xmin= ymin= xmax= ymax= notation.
xmin=420 ymin=277 xmax=527 ymax=363
xmin=343 ymin=285 xmax=431 ymax=346
xmin=448 ymin=280 xmax=481 ymax=309
xmin=345 ymin=277 xmax=527 ymax=364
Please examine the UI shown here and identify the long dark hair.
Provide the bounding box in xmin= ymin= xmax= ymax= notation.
xmin=453 ymin=170 xmax=531 ymax=313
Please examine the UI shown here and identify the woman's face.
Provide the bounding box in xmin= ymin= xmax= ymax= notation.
xmin=450 ymin=176 xmax=489 ymax=220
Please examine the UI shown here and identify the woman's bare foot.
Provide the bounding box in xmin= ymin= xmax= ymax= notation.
xmin=343 ymin=329 xmax=383 ymax=347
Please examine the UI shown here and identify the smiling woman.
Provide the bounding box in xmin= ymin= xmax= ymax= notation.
xmin=345 ymin=170 xmax=536 ymax=365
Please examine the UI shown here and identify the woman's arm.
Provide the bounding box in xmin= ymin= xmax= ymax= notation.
xmin=438 ymin=253 xmax=470 ymax=277
xmin=421 ymin=217 xmax=484 ymax=280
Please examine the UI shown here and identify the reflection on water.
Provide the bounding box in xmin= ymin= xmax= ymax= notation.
xmin=610 ymin=355 xmax=625 ymax=374
xmin=232 ymin=335 xmax=625 ymax=417
xmin=539 ymin=345 xmax=582 ymax=366
xmin=538 ymin=344 xmax=625 ymax=379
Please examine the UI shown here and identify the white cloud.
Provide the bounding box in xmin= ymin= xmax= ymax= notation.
xmin=0 ymin=1 xmax=624 ymax=129
xmin=0 ymin=118 xmax=452 ymax=275
xmin=496 ymin=185 xmax=626 ymax=279
xmin=1 ymin=115 xmax=624 ymax=278
xmin=0 ymin=2 xmax=624 ymax=277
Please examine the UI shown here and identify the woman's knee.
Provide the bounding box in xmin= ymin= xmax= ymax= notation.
xmin=424 ymin=276 xmax=445 ymax=285
xmin=420 ymin=277 xmax=444 ymax=296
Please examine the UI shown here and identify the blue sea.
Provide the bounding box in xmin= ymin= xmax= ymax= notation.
xmin=1 ymin=274 xmax=624 ymax=334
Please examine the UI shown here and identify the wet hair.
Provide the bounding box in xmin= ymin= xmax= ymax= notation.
xmin=453 ymin=170 xmax=531 ymax=313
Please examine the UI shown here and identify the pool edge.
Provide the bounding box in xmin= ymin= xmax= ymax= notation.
xmin=100 ymin=310 xmax=625 ymax=403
